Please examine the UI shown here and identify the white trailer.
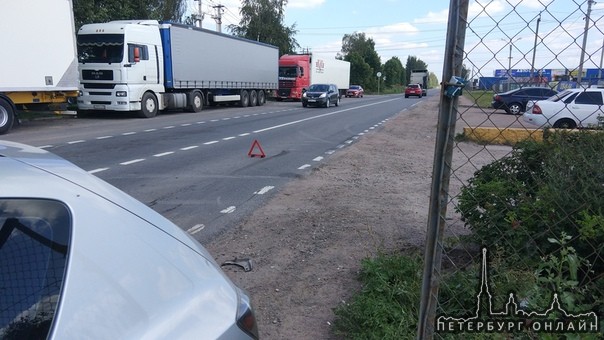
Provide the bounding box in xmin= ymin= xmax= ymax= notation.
xmin=77 ymin=21 xmax=279 ymax=118
xmin=0 ymin=0 xmax=79 ymax=134
xmin=309 ymin=53 xmax=351 ymax=96
xmin=410 ymin=70 xmax=429 ymax=95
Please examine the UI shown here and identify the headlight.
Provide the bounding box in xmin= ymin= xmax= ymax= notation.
xmin=320 ymin=93 xmax=326 ymax=98
xmin=302 ymin=92 xmax=307 ymax=98
xmin=236 ymin=288 xmax=259 ymax=339
xmin=116 ymin=91 xmax=128 ymax=97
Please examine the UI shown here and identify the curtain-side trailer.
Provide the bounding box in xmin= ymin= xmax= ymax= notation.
xmin=0 ymin=0 xmax=79 ymax=134
xmin=77 ymin=21 xmax=279 ymax=118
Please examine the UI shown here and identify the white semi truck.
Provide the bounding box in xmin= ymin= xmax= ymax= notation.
xmin=76 ymin=21 xmax=279 ymax=118
xmin=410 ymin=69 xmax=429 ymax=96
xmin=0 ymin=0 xmax=79 ymax=134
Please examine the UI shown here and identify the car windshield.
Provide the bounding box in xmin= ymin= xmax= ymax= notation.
xmin=350 ymin=86 xmax=360 ymax=90
xmin=309 ymin=84 xmax=329 ymax=92
xmin=547 ymin=90 xmax=573 ymax=102
xmin=408 ymin=84 xmax=419 ymax=89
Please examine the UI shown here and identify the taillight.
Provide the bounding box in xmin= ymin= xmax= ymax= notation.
xmin=494 ymin=95 xmax=501 ymax=101
xmin=532 ymin=104 xmax=542 ymax=114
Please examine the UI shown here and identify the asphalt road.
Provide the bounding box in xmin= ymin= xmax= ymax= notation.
xmin=2 ymin=93 xmax=428 ymax=243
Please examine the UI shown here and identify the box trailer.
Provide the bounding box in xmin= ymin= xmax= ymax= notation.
xmin=77 ymin=21 xmax=279 ymax=118
xmin=0 ymin=0 xmax=79 ymax=134
xmin=277 ymin=53 xmax=351 ymax=100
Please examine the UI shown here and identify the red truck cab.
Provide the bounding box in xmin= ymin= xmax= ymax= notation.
xmin=277 ymin=54 xmax=311 ymax=100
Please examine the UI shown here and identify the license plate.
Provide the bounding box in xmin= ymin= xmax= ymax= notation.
xmin=308 ymin=99 xmax=316 ymax=102
xmin=93 ymin=104 xmax=106 ymax=110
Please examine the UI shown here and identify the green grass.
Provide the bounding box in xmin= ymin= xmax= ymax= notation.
xmin=463 ymin=90 xmax=494 ymax=108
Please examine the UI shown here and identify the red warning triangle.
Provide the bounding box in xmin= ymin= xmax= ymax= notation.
xmin=248 ymin=139 xmax=266 ymax=158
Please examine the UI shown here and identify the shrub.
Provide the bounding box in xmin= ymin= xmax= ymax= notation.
xmin=457 ymin=130 xmax=604 ymax=281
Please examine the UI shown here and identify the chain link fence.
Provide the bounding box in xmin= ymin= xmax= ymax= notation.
xmin=420 ymin=0 xmax=604 ymax=338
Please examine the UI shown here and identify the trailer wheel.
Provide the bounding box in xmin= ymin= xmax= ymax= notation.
xmin=249 ymin=90 xmax=258 ymax=107
xmin=257 ymin=90 xmax=266 ymax=106
xmin=0 ymin=97 xmax=15 ymax=135
xmin=138 ymin=92 xmax=158 ymax=118
xmin=239 ymin=90 xmax=249 ymax=107
xmin=188 ymin=91 xmax=204 ymax=112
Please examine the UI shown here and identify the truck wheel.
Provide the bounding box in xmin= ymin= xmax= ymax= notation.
xmin=138 ymin=92 xmax=158 ymax=118
xmin=239 ymin=90 xmax=249 ymax=107
xmin=249 ymin=90 xmax=258 ymax=107
xmin=188 ymin=91 xmax=204 ymax=112
xmin=257 ymin=90 xmax=265 ymax=106
xmin=0 ymin=97 xmax=15 ymax=135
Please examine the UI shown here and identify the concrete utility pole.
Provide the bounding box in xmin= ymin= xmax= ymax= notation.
xmin=577 ymin=0 xmax=594 ymax=85
xmin=530 ymin=14 xmax=541 ymax=82
xmin=212 ymin=4 xmax=225 ymax=33
xmin=194 ymin=0 xmax=204 ymax=28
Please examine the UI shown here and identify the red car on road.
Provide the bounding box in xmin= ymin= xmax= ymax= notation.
xmin=405 ymin=84 xmax=423 ymax=98
xmin=346 ymin=85 xmax=364 ymax=98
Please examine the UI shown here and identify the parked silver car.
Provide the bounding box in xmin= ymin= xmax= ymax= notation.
xmin=0 ymin=140 xmax=258 ymax=339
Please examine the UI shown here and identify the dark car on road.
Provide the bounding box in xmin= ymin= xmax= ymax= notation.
xmin=491 ymin=87 xmax=558 ymax=114
xmin=302 ymin=83 xmax=340 ymax=108
xmin=346 ymin=85 xmax=364 ymax=98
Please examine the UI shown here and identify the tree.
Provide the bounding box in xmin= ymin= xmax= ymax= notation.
xmin=228 ymin=0 xmax=299 ymax=56
xmin=73 ymin=0 xmax=186 ymax=30
xmin=382 ymin=57 xmax=404 ymax=88
xmin=428 ymin=72 xmax=439 ymax=88
xmin=341 ymin=32 xmax=381 ymax=91
xmin=405 ymin=56 xmax=428 ymax=84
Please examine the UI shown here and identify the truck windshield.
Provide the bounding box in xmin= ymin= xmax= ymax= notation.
xmin=77 ymin=34 xmax=125 ymax=64
xmin=279 ymin=67 xmax=298 ymax=78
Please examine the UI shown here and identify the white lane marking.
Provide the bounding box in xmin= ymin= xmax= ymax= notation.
xmin=253 ymin=99 xmax=399 ymax=134
xmin=88 ymin=168 xmax=109 ymax=174
xmin=239 ymin=133 xmax=250 ymax=137
xmin=211 ymin=119 xmax=219 ymax=122
xmin=97 ymin=136 xmax=113 ymax=140
xmin=68 ymin=140 xmax=85 ymax=144
xmin=144 ymin=128 xmax=157 ymax=132
xmin=120 ymin=159 xmax=145 ymax=165
xmin=255 ymin=186 xmax=275 ymax=195
xmin=337 ymin=144 xmax=346 ymax=149
xmin=181 ymin=123 xmax=191 ymax=127
xmin=154 ymin=151 xmax=174 ymax=157
xmin=222 ymin=117 xmax=231 ymax=120
xmin=164 ymin=126 xmax=175 ymax=129
xmin=122 ymin=132 xmax=136 ymax=135
xmin=234 ymin=116 xmax=241 ymax=119
xmin=313 ymin=156 xmax=324 ymax=162
xmin=204 ymin=140 xmax=219 ymax=145
xmin=358 ymin=132 xmax=365 ymax=135
xmin=325 ymin=150 xmax=336 ymax=155
xmin=298 ymin=164 xmax=311 ymax=170
xmin=180 ymin=145 xmax=198 ymax=151
xmin=345 ymin=140 xmax=353 ymax=144
xmin=187 ymin=224 xmax=205 ymax=235
xmin=38 ymin=145 xmax=53 ymax=149
xmin=196 ymin=121 xmax=206 ymax=124
xmin=223 ymin=136 xmax=236 ymax=141
xmin=220 ymin=206 xmax=236 ymax=214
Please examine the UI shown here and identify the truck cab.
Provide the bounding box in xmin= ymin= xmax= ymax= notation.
xmin=278 ymin=54 xmax=311 ymax=100
xmin=77 ymin=20 xmax=165 ymax=117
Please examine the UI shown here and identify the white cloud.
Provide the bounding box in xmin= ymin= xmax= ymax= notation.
xmin=414 ymin=9 xmax=449 ymax=24
xmin=288 ymin=0 xmax=325 ymax=9
xmin=468 ymin=0 xmax=505 ymax=20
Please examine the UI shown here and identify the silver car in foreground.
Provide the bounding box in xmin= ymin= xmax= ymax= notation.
xmin=0 ymin=140 xmax=258 ymax=339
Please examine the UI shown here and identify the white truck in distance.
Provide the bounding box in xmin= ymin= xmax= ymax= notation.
xmin=77 ymin=21 xmax=279 ymax=118
xmin=410 ymin=70 xmax=429 ymax=96
xmin=0 ymin=0 xmax=79 ymax=134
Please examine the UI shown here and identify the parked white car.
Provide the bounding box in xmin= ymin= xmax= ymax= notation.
xmin=523 ymin=87 xmax=604 ymax=129
xmin=0 ymin=140 xmax=258 ymax=339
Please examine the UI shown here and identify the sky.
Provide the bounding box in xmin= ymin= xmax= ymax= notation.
xmin=186 ymin=0 xmax=604 ymax=82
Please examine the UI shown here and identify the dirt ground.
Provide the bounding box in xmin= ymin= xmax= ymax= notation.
xmin=206 ymin=95 xmax=513 ymax=339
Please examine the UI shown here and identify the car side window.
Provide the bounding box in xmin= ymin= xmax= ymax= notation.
xmin=0 ymin=199 xmax=71 ymax=340
xmin=575 ymin=91 xmax=604 ymax=105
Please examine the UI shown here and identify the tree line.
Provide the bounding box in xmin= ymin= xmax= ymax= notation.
xmin=73 ymin=0 xmax=436 ymax=92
